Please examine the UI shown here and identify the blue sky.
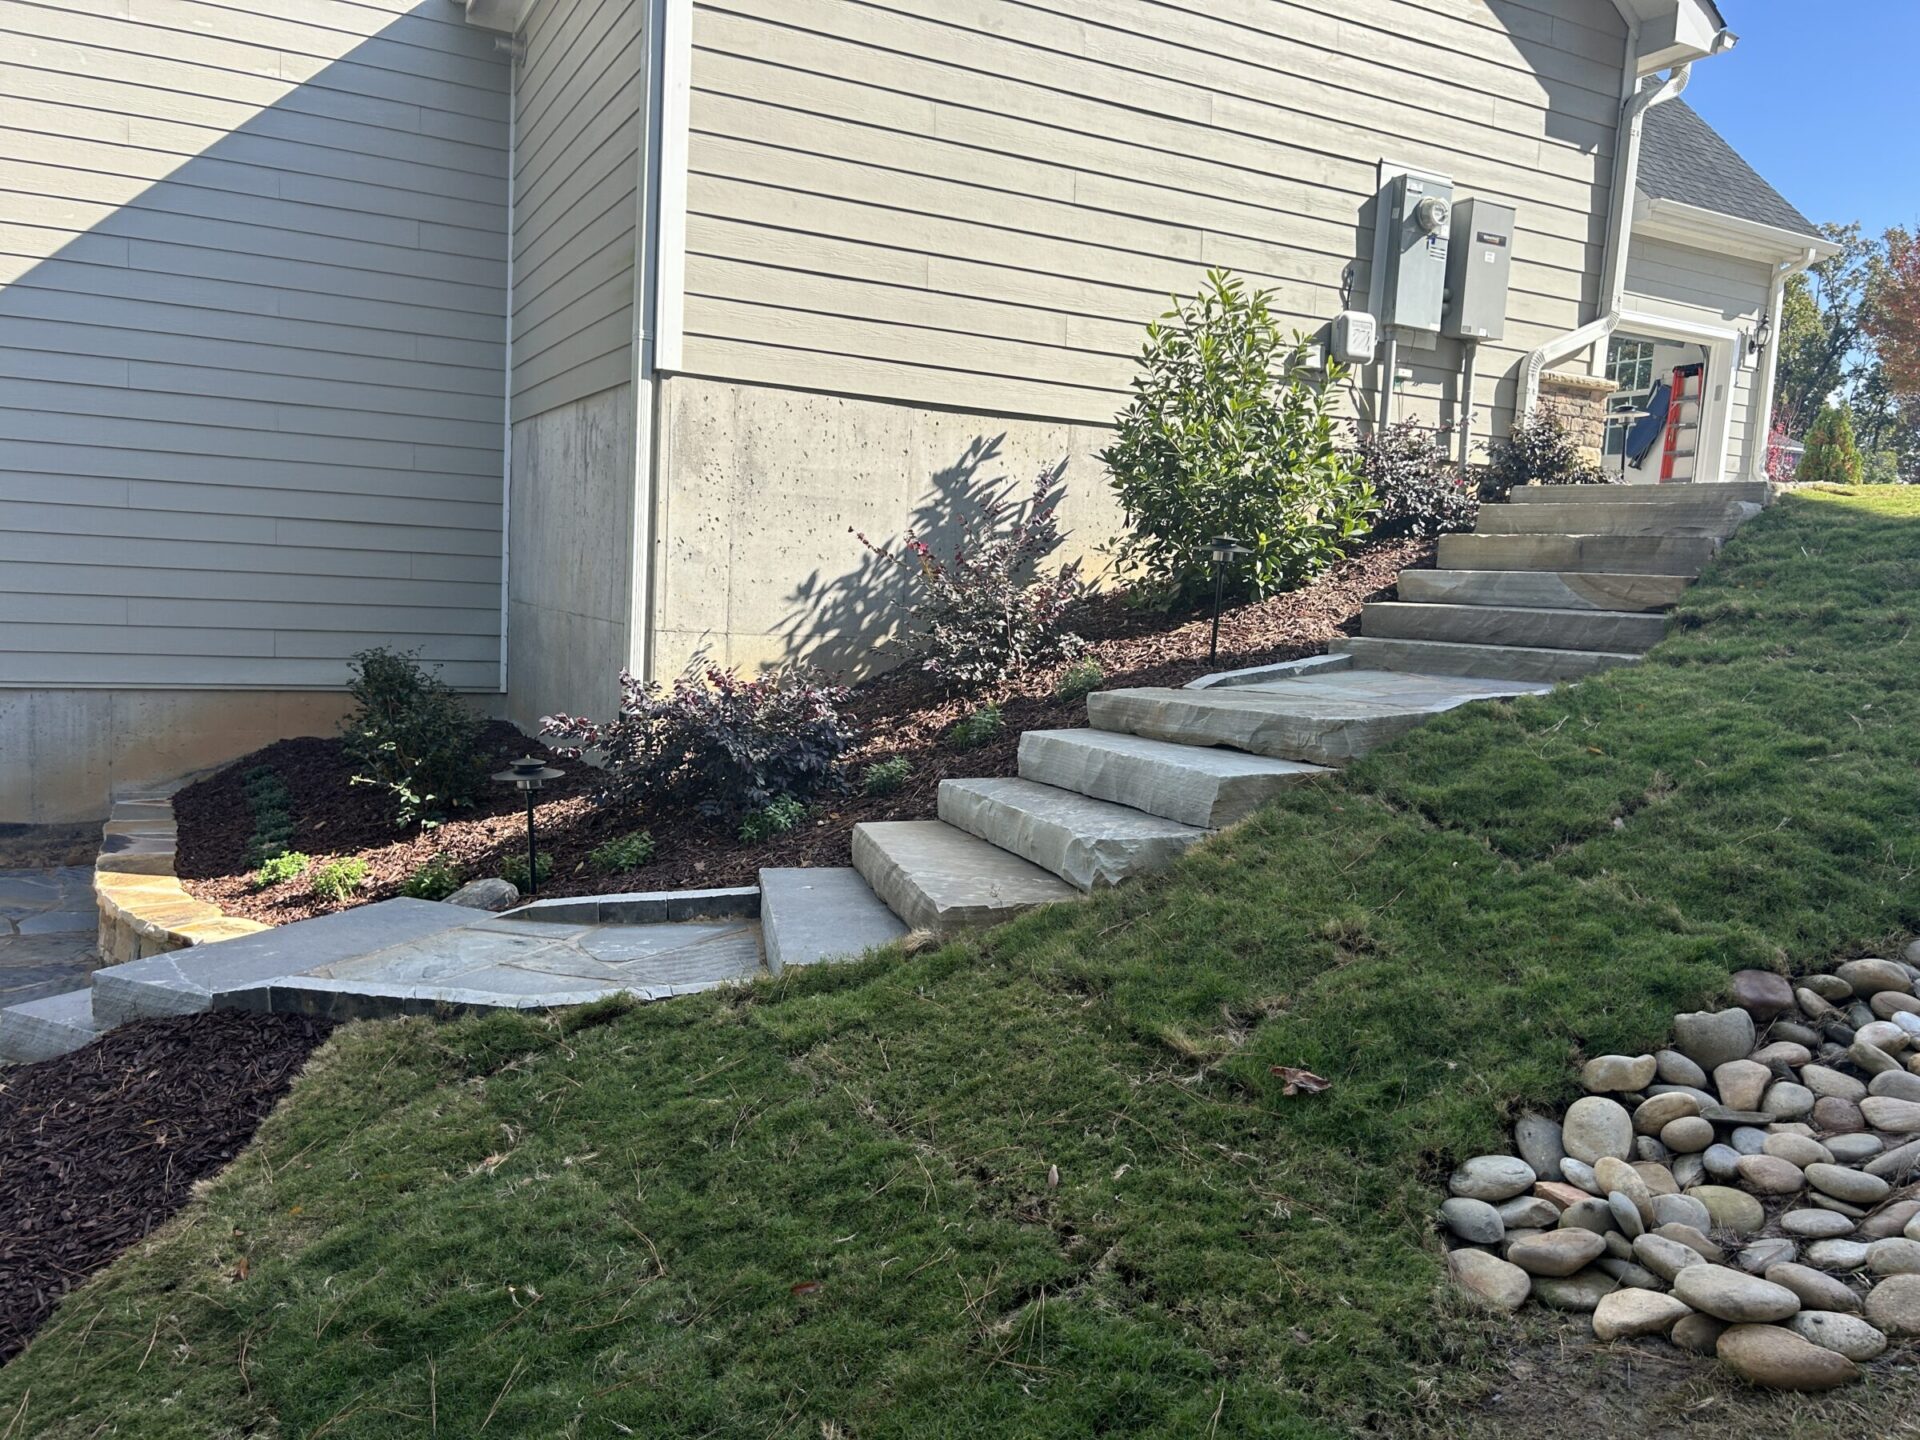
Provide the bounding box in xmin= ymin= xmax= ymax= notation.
xmin=1683 ymin=0 xmax=1918 ymax=238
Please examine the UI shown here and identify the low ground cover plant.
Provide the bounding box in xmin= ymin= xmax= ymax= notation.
xmin=739 ymin=795 xmax=809 ymax=843
xmin=240 ymin=766 xmax=296 ymax=868
xmin=398 ymin=852 xmax=462 ymax=901
xmin=1102 ymin=268 xmax=1371 ymax=604
xmin=1052 ymin=658 xmax=1107 ymax=704
xmin=341 ymin=647 xmax=485 ymax=829
xmin=859 ymin=756 xmax=913 ymax=797
xmin=589 ymin=832 xmax=657 ymax=874
xmin=856 ymin=463 xmax=1085 ymax=691
xmin=501 ymin=851 xmax=552 ymax=892
xmin=542 ymin=665 xmax=855 ymax=824
xmin=946 ymin=704 xmax=1005 ymax=750
xmin=308 ymin=857 xmax=368 ymax=902
xmin=1350 ymin=420 xmax=1478 ymax=537
xmin=248 ymin=851 xmax=309 ymax=891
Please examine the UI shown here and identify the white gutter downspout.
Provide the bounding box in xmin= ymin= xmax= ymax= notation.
xmin=1746 ymin=245 xmax=1820 ymax=480
xmin=1523 ymin=58 xmax=1693 ymax=417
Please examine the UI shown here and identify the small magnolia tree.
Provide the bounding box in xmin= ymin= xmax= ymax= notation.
xmin=1763 ymin=412 xmax=1799 ymax=484
xmin=1798 ymin=404 xmax=1864 ymax=485
xmin=855 ymin=462 xmax=1085 ymax=691
xmin=1100 ymin=269 xmax=1372 ymax=604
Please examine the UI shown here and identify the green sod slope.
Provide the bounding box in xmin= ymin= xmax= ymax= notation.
xmin=4 ymin=490 xmax=1917 ymax=1439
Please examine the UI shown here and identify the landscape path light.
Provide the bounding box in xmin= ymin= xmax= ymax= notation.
xmin=493 ymin=755 xmax=563 ymax=896
xmin=1208 ymin=536 xmax=1251 ymax=662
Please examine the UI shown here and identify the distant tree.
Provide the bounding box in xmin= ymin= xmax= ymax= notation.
xmin=1773 ymin=222 xmax=1881 ymax=430
xmin=1797 ymin=405 xmax=1863 ymax=486
xmin=1864 ymin=226 xmax=1920 ymax=397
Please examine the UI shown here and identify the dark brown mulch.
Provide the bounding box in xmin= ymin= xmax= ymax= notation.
xmin=177 ymin=538 xmax=1433 ymax=923
xmin=0 ymin=1011 xmax=334 ymax=1364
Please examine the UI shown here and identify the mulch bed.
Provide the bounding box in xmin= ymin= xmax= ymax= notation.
xmin=176 ymin=538 xmax=1432 ymax=923
xmin=0 ymin=1011 xmax=334 ymax=1363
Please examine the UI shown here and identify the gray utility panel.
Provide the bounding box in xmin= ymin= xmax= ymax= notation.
xmin=1444 ymin=199 xmax=1518 ymax=341
xmin=1377 ymin=172 xmax=1453 ymax=333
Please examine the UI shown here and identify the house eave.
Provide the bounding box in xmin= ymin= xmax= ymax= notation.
xmin=456 ymin=0 xmax=538 ymax=34
xmin=1613 ymin=0 xmax=1734 ymax=74
xmin=1631 ymin=193 xmax=1842 ymax=265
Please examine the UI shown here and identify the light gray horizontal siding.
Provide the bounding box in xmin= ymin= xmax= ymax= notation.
xmin=1625 ymin=233 xmax=1769 ymax=472
xmin=0 ymin=0 xmax=510 ymax=690
xmin=678 ymin=0 xmax=1625 ymax=438
xmin=509 ymin=0 xmax=642 ymax=422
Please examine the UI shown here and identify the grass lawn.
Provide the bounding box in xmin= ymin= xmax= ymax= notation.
xmin=3 ymin=490 xmax=1917 ymax=1439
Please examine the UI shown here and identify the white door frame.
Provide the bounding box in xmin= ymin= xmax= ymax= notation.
xmin=1615 ymin=307 xmax=1740 ymax=482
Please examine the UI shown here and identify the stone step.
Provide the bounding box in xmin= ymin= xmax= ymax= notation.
xmin=1086 ymin=671 xmax=1546 ymax=766
xmin=1333 ymin=636 xmax=1640 ymax=683
xmin=90 ymin=897 xmax=475 ymax=1026
xmin=1437 ymin=533 xmax=1721 ymax=576
xmin=1507 ymin=481 xmax=1771 ymax=506
xmin=1475 ymin=499 xmax=1758 ymax=539
xmin=1018 ymin=728 xmax=1329 ymax=828
xmin=1361 ymin=600 xmax=1667 ymax=653
xmin=758 ymin=867 xmax=907 ymax=974
xmin=938 ymin=777 xmax=1209 ymax=892
xmin=851 ymin=820 xmax=1079 ymax=934
xmin=0 ymin=987 xmax=103 ymax=1063
xmin=1395 ymin=569 xmax=1691 ymax=613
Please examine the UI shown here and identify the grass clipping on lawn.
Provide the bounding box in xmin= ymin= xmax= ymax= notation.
xmin=4 ymin=490 xmax=1918 ymax=1439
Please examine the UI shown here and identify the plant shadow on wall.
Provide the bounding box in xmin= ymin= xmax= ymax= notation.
xmin=0 ymin=6 xmax=511 ymax=693
xmin=773 ymin=433 xmax=1087 ymax=679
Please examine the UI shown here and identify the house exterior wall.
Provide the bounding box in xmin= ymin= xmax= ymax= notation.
xmin=1623 ymin=233 xmax=1768 ymax=474
xmin=646 ymin=0 xmax=1630 ymax=680
xmin=0 ymin=0 xmax=512 ymax=820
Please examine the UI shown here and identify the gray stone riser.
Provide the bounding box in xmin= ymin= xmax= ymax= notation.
xmin=1475 ymin=502 xmax=1758 ymax=539
xmin=1395 ymin=569 xmax=1691 ymax=613
xmin=1507 ymin=481 xmax=1771 ymax=506
xmin=1334 ymin=636 xmax=1640 ymax=683
xmin=759 ymin=868 xmax=906 ymax=974
xmin=851 ymin=821 xmax=1079 ymax=934
xmin=937 ymin=777 xmax=1208 ymax=892
xmin=1018 ymin=728 xmax=1329 ymax=829
xmin=1437 ymin=533 xmax=1721 ymax=576
xmin=1361 ymin=601 xmax=1667 ymax=653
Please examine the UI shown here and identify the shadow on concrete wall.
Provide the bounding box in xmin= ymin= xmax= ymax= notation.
xmin=771 ymin=433 xmax=1082 ymax=682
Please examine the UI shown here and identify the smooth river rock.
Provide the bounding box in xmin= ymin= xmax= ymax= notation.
xmin=1787 ymin=1311 xmax=1887 ymax=1362
xmin=1449 ymin=1154 xmax=1536 ymax=1202
xmin=1529 ymin=1269 xmax=1618 ymax=1313
xmin=1780 ymin=1209 xmax=1856 ymax=1240
xmin=1760 ymin=1081 xmax=1815 ymax=1121
xmin=1513 ymin=1114 xmax=1566 ymax=1181
xmin=1561 ymin=1096 xmax=1634 ymax=1165
xmin=1713 ymin=1059 xmax=1772 ymax=1112
xmin=1837 ymin=958 xmax=1912 ymax=998
xmin=1673 ymin=1265 xmax=1801 ymax=1323
xmin=1672 ymin=1008 xmax=1756 ymax=1072
xmin=1802 ymin=1064 xmax=1867 ymax=1102
xmin=1716 ymin=1324 xmax=1859 ymax=1390
xmin=1730 ymin=969 xmax=1795 ymax=1019
xmin=1448 ymin=1249 xmax=1530 ymax=1311
xmin=1736 ymin=1154 xmax=1805 ymax=1195
xmin=1868 ymin=1238 xmax=1920 ymax=1276
xmin=1632 ymin=1233 xmax=1706 ymax=1284
xmin=1685 ymin=1185 xmax=1765 ymax=1235
xmin=1651 ymin=1193 xmax=1711 ymax=1233
xmin=1440 ymin=1197 xmax=1505 ymax=1244
xmin=1508 ymin=1229 xmax=1608 ymax=1277
xmin=1591 ymin=1289 xmax=1691 ymax=1341
xmin=1764 ymin=1262 xmax=1861 ymax=1314
xmin=1581 ymin=1053 xmax=1657 ymax=1093
xmin=1805 ymin=1163 xmax=1890 ymax=1206
xmin=1864 ymin=1272 xmax=1920 ymax=1336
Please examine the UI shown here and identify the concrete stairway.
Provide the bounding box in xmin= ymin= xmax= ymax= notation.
xmin=852 ymin=482 xmax=1770 ymax=936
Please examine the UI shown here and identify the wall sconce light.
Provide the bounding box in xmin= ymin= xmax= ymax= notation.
xmin=1747 ymin=315 xmax=1774 ymax=359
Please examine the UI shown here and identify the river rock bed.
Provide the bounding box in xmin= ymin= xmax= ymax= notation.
xmin=1443 ymin=941 xmax=1920 ymax=1392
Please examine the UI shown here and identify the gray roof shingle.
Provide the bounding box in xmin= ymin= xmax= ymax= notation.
xmin=1638 ymin=100 xmax=1823 ymax=239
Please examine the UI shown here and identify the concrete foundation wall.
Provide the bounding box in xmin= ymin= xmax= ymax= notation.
xmin=650 ymin=376 xmax=1127 ymax=681
xmin=506 ymin=383 xmax=637 ymax=730
xmin=0 ymin=690 xmax=359 ymax=825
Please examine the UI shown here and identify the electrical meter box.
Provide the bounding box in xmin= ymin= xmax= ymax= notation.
xmin=1376 ymin=172 xmax=1453 ymax=333
xmin=1330 ymin=309 xmax=1377 ymax=366
xmin=1444 ymin=199 xmax=1517 ymax=341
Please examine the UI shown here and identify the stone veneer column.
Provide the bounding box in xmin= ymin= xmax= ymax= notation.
xmin=1539 ymin=372 xmax=1620 ymax=468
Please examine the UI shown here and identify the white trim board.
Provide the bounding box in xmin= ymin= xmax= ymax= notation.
xmin=1614 ymin=306 xmax=1739 ymax=481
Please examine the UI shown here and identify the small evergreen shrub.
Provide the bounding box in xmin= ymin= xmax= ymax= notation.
xmin=250 ymin=851 xmax=310 ymax=891
xmin=399 ymin=852 xmax=463 ymax=901
xmin=946 ymin=705 xmax=1005 ymax=751
xmin=1480 ymin=404 xmax=1606 ymax=501
xmin=1799 ymin=404 xmax=1864 ymax=485
xmin=855 ymin=463 xmax=1085 ymax=691
xmin=341 ymin=647 xmax=485 ymax=828
xmin=501 ymin=851 xmax=553 ymax=892
xmin=1101 ymin=268 xmax=1372 ymax=604
xmin=240 ymin=767 xmax=298 ymax=867
xmin=541 ymin=666 xmax=855 ymax=823
xmin=1350 ymin=421 xmax=1478 ymax=537
xmin=739 ymin=795 xmax=809 ymax=843
xmin=860 ymin=757 xmax=913 ymax=797
xmin=310 ymin=857 xmax=369 ymax=902
xmin=589 ymin=832 xmax=657 ymax=874
xmin=1053 ymin=658 xmax=1107 ymax=704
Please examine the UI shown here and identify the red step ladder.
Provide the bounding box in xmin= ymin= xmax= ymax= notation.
xmin=1659 ymin=363 xmax=1704 ymax=482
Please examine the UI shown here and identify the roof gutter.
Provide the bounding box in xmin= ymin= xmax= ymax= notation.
xmin=1522 ymin=57 xmax=1695 ymax=417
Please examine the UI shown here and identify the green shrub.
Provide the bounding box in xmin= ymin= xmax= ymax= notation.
xmin=1479 ymin=404 xmax=1605 ymax=501
xmin=500 ymin=851 xmax=553 ymax=892
xmin=310 ymin=857 xmax=369 ymax=903
xmin=341 ymin=647 xmax=485 ymax=828
xmin=1350 ymin=420 xmax=1479 ymax=537
xmin=250 ymin=851 xmax=310 ymax=891
xmin=399 ymin=852 xmax=463 ymax=901
xmin=1053 ymin=659 xmax=1107 ymax=704
xmin=239 ymin=768 xmax=297 ymax=866
xmin=1100 ymin=268 xmax=1371 ymax=605
xmin=859 ymin=757 xmax=913 ymax=797
xmin=589 ymin=832 xmax=657 ymax=874
xmin=1799 ymin=404 xmax=1864 ymax=485
xmin=946 ymin=705 xmax=1005 ymax=751
xmin=739 ymin=795 xmax=809 ymax=843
